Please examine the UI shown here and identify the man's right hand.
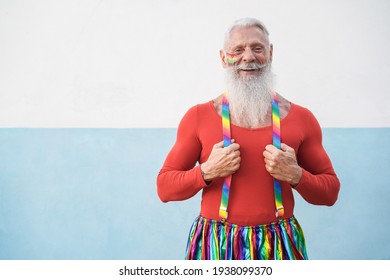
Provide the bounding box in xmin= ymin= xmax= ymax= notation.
xmin=200 ymin=140 xmax=241 ymax=181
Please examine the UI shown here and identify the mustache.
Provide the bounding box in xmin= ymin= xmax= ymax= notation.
xmin=236 ymin=62 xmax=269 ymax=70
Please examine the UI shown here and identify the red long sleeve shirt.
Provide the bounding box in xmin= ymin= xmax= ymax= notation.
xmin=157 ymin=100 xmax=340 ymax=226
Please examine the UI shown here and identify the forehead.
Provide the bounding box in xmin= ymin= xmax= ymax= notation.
xmin=226 ymin=26 xmax=268 ymax=48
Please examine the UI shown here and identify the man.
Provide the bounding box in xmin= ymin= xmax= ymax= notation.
xmin=157 ymin=17 xmax=340 ymax=260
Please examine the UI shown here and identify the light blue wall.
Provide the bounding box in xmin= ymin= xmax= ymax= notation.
xmin=0 ymin=128 xmax=389 ymax=260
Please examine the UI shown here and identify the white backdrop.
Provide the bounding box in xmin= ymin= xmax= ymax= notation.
xmin=1 ymin=0 xmax=389 ymax=128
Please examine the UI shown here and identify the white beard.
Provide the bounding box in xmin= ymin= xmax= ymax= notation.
xmin=225 ymin=64 xmax=274 ymax=128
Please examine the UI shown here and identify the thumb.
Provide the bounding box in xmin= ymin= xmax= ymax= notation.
xmin=216 ymin=138 xmax=235 ymax=148
xmin=213 ymin=140 xmax=225 ymax=149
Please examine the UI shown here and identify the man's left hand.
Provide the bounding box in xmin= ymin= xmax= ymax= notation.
xmin=263 ymin=143 xmax=302 ymax=187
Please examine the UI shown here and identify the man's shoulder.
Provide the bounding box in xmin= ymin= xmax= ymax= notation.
xmin=184 ymin=99 xmax=214 ymax=115
xmin=289 ymin=102 xmax=321 ymax=129
xmin=178 ymin=99 xmax=218 ymax=130
xmin=291 ymin=102 xmax=315 ymax=117
xmin=278 ymin=93 xmax=315 ymax=119
xmin=180 ymin=100 xmax=214 ymax=121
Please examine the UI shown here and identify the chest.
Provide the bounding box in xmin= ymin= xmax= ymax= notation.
xmin=198 ymin=122 xmax=304 ymax=163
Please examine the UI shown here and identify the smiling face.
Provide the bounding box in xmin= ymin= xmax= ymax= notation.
xmin=220 ymin=26 xmax=273 ymax=78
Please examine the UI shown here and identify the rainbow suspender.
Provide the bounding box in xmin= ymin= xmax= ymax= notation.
xmin=218 ymin=91 xmax=284 ymax=222
xmin=218 ymin=93 xmax=232 ymax=221
xmin=272 ymin=92 xmax=284 ymax=218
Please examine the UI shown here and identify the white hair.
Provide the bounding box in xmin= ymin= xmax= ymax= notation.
xmin=223 ymin=17 xmax=270 ymax=50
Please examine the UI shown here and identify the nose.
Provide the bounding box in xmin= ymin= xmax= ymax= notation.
xmin=242 ymin=48 xmax=255 ymax=63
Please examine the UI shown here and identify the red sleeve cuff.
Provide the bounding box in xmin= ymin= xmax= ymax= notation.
xmin=292 ymin=168 xmax=309 ymax=191
xmin=195 ymin=165 xmax=211 ymax=187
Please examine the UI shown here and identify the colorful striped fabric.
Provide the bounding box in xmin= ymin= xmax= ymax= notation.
xmin=185 ymin=215 xmax=307 ymax=260
xmin=218 ymin=92 xmax=284 ymax=221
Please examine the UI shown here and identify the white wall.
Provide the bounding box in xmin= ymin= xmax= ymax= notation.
xmin=1 ymin=0 xmax=389 ymax=128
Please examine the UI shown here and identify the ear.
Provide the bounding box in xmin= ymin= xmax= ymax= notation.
xmin=220 ymin=49 xmax=228 ymax=68
xmin=269 ymin=44 xmax=273 ymax=62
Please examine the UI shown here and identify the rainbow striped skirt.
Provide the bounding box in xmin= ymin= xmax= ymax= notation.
xmin=185 ymin=215 xmax=308 ymax=260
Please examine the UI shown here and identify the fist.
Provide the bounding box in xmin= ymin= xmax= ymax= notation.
xmin=201 ymin=140 xmax=241 ymax=181
xmin=263 ymin=143 xmax=302 ymax=186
